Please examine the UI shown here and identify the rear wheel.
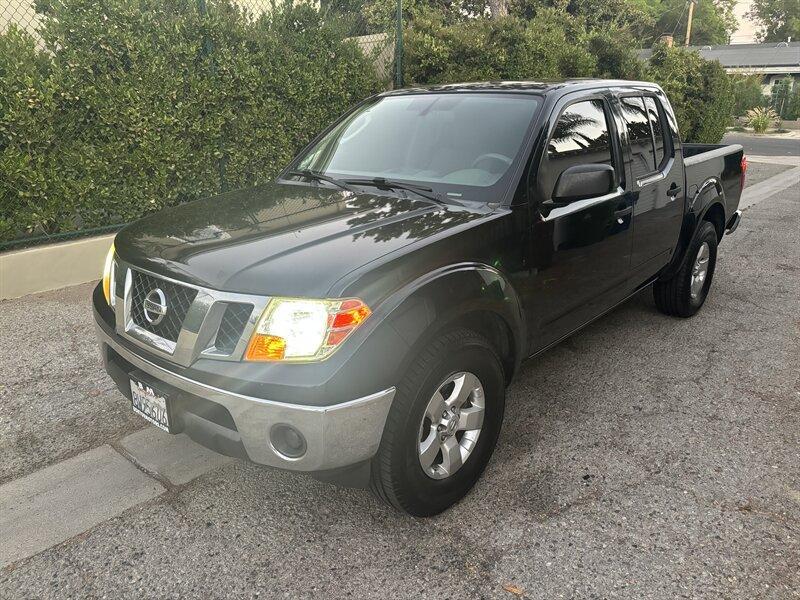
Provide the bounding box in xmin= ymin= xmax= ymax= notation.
xmin=370 ymin=328 xmax=505 ymax=516
xmin=654 ymin=220 xmax=718 ymax=317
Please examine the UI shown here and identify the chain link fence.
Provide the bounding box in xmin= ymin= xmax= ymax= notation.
xmin=0 ymin=0 xmax=403 ymax=251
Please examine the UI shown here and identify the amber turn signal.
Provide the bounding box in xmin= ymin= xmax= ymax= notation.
xmin=245 ymin=334 xmax=287 ymax=361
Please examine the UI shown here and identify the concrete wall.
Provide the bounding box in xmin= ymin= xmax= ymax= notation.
xmin=0 ymin=234 xmax=114 ymax=300
xmin=349 ymin=32 xmax=394 ymax=80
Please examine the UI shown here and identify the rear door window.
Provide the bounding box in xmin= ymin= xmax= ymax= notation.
xmin=540 ymin=99 xmax=613 ymax=199
xmin=621 ymin=96 xmax=655 ymax=180
xmin=644 ymin=96 xmax=667 ymax=169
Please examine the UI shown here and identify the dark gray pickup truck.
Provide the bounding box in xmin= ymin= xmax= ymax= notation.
xmin=94 ymin=79 xmax=745 ymax=515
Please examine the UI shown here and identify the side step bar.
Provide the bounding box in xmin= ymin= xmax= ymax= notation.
xmin=725 ymin=210 xmax=742 ymax=235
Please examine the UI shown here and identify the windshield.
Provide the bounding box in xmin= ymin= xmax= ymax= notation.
xmin=293 ymin=93 xmax=541 ymax=202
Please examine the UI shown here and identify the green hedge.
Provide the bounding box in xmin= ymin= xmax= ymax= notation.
xmin=0 ymin=0 xmax=382 ymax=245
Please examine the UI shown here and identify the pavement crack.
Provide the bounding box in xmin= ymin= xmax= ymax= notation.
xmin=109 ymin=440 xmax=176 ymax=492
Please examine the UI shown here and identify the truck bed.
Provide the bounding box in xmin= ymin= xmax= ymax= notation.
xmin=682 ymin=143 xmax=745 ymax=226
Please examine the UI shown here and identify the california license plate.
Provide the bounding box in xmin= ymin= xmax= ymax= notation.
xmin=130 ymin=379 xmax=172 ymax=432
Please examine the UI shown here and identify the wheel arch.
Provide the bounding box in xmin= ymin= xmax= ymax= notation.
xmin=378 ymin=263 xmax=526 ymax=387
xmin=701 ymin=201 xmax=726 ymax=241
xmin=661 ymin=177 xmax=726 ymax=280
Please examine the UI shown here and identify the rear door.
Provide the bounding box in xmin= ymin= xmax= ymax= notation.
xmin=526 ymin=91 xmax=634 ymax=351
xmin=618 ymin=91 xmax=685 ymax=279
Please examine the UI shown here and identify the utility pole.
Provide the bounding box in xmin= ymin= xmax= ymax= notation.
xmin=684 ymin=0 xmax=696 ymax=47
xmin=395 ymin=0 xmax=403 ymax=89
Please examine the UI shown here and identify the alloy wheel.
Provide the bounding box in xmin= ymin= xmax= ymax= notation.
xmin=417 ymin=371 xmax=485 ymax=480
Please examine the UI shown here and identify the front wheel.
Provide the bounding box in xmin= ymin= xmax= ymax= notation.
xmin=370 ymin=328 xmax=505 ymax=516
xmin=654 ymin=220 xmax=718 ymax=318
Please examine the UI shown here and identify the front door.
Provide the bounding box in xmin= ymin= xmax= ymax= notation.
xmin=525 ymin=94 xmax=634 ymax=352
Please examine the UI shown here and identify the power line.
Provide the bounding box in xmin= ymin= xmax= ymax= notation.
xmin=671 ymin=1 xmax=690 ymax=39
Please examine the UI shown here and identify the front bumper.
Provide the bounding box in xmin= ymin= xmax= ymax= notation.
xmin=95 ymin=319 xmax=395 ymax=472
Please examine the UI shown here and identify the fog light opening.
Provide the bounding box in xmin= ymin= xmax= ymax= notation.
xmin=269 ymin=423 xmax=307 ymax=459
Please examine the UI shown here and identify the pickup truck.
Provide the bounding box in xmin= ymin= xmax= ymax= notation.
xmin=93 ymin=79 xmax=745 ymax=516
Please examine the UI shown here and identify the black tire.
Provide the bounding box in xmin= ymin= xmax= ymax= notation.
xmin=654 ymin=220 xmax=718 ymax=318
xmin=370 ymin=328 xmax=505 ymax=516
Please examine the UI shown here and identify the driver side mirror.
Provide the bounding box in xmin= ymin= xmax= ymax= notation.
xmin=552 ymin=164 xmax=615 ymax=204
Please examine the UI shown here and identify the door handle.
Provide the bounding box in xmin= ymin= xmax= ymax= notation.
xmin=614 ymin=206 xmax=633 ymax=217
xmin=613 ymin=205 xmax=632 ymax=225
xmin=667 ymin=184 xmax=683 ymax=199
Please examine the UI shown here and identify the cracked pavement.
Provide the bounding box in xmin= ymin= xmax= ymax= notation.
xmin=1 ymin=158 xmax=798 ymax=598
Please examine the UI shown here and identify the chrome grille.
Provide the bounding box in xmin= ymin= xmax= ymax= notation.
xmin=129 ymin=270 xmax=198 ymax=343
xmin=214 ymin=303 xmax=253 ymax=354
xmin=118 ymin=262 xmax=269 ymax=366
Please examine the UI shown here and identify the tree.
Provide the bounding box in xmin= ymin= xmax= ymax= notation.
xmin=488 ymin=0 xmax=509 ymax=17
xmin=647 ymin=0 xmax=738 ymax=46
xmin=748 ymin=0 xmax=800 ymax=42
xmin=770 ymin=76 xmax=798 ymax=118
xmin=513 ymin=0 xmax=736 ymax=44
xmin=361 ymin=0 xmax=491 ymax=30
xmin=512 ymin=0 xmax=653 ymax=34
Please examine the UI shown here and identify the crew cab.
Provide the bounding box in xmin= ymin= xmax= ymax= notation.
xmin=93 ymin=80 xmax=745 ymax=516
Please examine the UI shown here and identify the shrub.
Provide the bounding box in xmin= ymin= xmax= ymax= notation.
xmin=0 ymin=0 xmax=381 ymax=244
xmin=732 ymin=75 xmax=768 ymax=116
xmin=646 ymin=44 xmax=734 ymax=143
xmin=746 ymin=106 xmax=779 ymax=133
xmin=586 ymin=30 xmax=644 ymax=80
xmin=402 ymin=9 xmax=597 ymax=85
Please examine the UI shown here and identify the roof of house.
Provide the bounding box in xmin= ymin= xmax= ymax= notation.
xmin=637 ymin=42 xmax=800 ymax=69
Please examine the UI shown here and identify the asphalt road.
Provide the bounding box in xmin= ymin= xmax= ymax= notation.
xmin=722 ymin=132 xmax=800 ymax=157
xmin=1 ymin=164 xmax=798 ymax=598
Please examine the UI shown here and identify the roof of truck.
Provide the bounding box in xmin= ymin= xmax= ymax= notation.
xmin=384 ymin=79 xmax=660 ymax=96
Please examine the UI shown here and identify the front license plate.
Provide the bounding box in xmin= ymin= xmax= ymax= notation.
xmin=130 ymin=379 xmax=172 ymax=432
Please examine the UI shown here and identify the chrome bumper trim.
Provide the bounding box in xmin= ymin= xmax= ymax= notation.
xmin=96 ymin=321 xmax=395 ymax=471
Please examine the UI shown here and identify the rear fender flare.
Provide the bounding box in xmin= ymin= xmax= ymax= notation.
xmin=661 ymin=177 xmax=725 ymax=279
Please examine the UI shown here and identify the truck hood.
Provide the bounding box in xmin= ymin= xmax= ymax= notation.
xmin=115 ymin=182 xmax=485 ymax=297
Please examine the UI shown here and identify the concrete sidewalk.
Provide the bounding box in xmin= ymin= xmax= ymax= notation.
xmin=0 ymin=428 xmax=235 ymax=567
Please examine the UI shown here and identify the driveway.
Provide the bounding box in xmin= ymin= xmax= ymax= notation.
xmin=1 ymin=156 xmax=798 ymax=598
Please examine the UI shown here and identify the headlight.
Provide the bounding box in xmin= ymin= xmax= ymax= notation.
xmin=102 ymin=242 xmax=116 ymax=307
xmin=245 ymin=297 xmax=371 ymax=361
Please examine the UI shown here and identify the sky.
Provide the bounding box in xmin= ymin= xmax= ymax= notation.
xmin=730 ymin=0 xmax=759 ymax=44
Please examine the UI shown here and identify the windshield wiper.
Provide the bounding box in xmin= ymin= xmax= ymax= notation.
xmin=343 ymin=177 xmax=453 ymax=206
xmin=285 ymin=169 xmax=356 ymax=194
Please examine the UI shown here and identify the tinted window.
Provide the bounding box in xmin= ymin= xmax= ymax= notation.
xmin=621 ymin=96 xmax=655 ymax=180
xmin=295 ymin=94 xmax=541 ymax=193
xmin=541 ymin=99 xmax=612 ymax=199
xmin=644 ymin=96 xmax=667 ymax=168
